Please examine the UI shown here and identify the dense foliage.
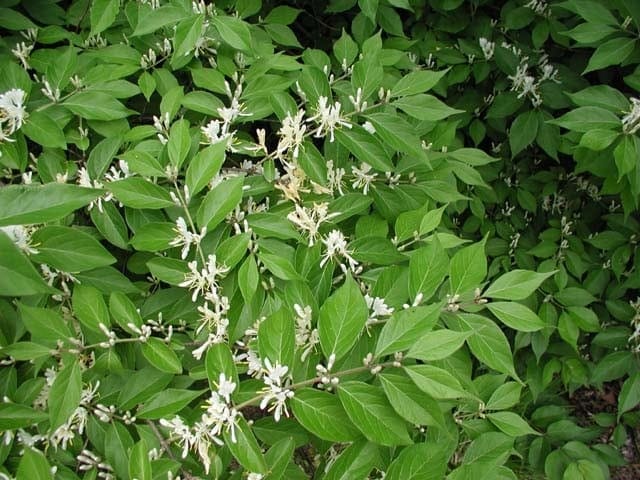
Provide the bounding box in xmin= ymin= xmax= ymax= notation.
xmin=0 ymin=0 xmax=638 ymax=479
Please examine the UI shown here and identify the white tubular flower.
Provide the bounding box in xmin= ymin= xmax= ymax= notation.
xmin=287 ymin=202 xmax=339 ymax=246
xmin=247 ymin=473 xmax=264 ymax=480
xmin=202 ymin=391 xmax=240 ymax=442
xmin=351 ymin=162 xmax=377 ymax=195
xmin=326 ymin=160 xmax=346 ymax=196
xmin=215 ymin=373 xmax=236 ymax=403
xmin=622 ymin=98 xmax=640 ymax=135
xmin=0 ymin=88 xmax=27 ymax=139
xmin=307 ymin=96 xmax=351 ymax=142
xmin=364 ymin=294 xmax=394 ymax=325
xmin=235 ymin=348 xmax=263 ymax=378
xmin=320 ymin=229 xmax=359 ymax=273
xmin=159 ymin=416 xmax=195 ymax=459
xmin=294 ymin=304 xmax=319 ymax=361
xmin=259 ymin=359 xmax=294 ymax=422
xmin=277 ymin=109 xmax=306 ymax=159
xmin=179 ymin=255 xmax=230 ymax=302
xmin=169 ymin=217 xmax=207 ymax=260
xmin=0 ymin=225 xmax=38 ymax=254
xmin=478 ymin=37 xmax=495 ymax=60
xmin=201 ymin=119 xmax=233 ymax=147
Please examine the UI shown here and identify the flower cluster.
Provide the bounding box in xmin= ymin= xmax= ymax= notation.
xmin=160 ymin=374 xmax=239 ymax=474
xmin=169 ymin=217 xmax=207 ymax=260
xmin=294 ymin=304 xmax=319 ymax=361
xmin=320 ymin=229 xmax=360 ymax=274
xmin=0 ymin=89 xmax=26 ymax=143
xmin=259 ymin=359 xmax=294 ymax=422
xmin=287 ymin=202 xmax=339 ymax=246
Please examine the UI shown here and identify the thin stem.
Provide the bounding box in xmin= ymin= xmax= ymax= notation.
xmin=172 ymin=180 xmax=207 ymax=266
xmin=235 ymin=360 xmax=400 ymax=411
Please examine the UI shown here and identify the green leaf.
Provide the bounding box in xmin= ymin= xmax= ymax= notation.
xmin=109 ymin=291 xmax=143 ymax=331
xmin=509 ymin=110 xmax=539 ymax=157
xmin=487 ymin=411 xmax=540 ymax=437
xmin=584 ymin=38 xmax=636 ymax=74
xmin=21 ymin=110 xmax=66 ymax=148
xmin=172 ymin=14 xmax=204 ymax=65
xmin=167 ymin=119 xmax=191 ymax=168
xmin=0 ymin=232 xmax=55 ymax=297
xmin=137 ymin=388 xmax=205 ymax=419
xmin=614 ymin=135 xmax=637 ymax=178
xmin=391 ymin=69 xmax=448 ymax=97
xmin=118 ymin=150 xmax=165 ymax=177
xmin=258 ymin=251 xmax=301 ymax=281
xmin=18 ymin=303 xmax=73 ymax=344
xmin=223 ymin=417 xmax=267 ymax=473
xmin=211 ymin=16 xmax=252 ymax=51
xmin=375 ymin=303 xmax=441 ymax=357
xmin=118 ymin=367 xmax=173 ymax=410
xmin=324 ymin=440 xmax=378 ymax=480
xmin=0 ymin=403 xmax=48 ymax=430
xmin=449 ymin=237 xmax=487 ymax=295
xmin=129 ymin=222 xmax=175 ymax=252
xmin=128 ymin=440 xmax=152 ymax=480
xmin=486 ymin=383 xmax=522 ymax=411
xmin=290 ymin=388 xmax=362 ymax=442
xmin=379 ymin=372 xmax=447 ymax=428
xmin=385 ymin=442 xmax=450 ymax=480
xmin=365 ymin=112 xmax=427 ymax=160
xmin=259 ymin=308 xmax=295 ymax=367
xmin=463 ymin=431 xmax=513 ymax=465
xmin=16 ymin=448 xmax=52 ymax=480
xmin=0 ymin=183 xmax=102 ymax=226
xmin=105 ymin=422 xmax=134 ymax=480
xmin=563 ymin=460 xmax=606 ymax=480
xmin=186 ymin=143 xmax=226 ymax=195
xmin=265 ymin=24 xmax=302 ymax=48
xmin=2 ymin=342 xmax=51 ymax=360
xmin=64 ymin=91 xmax=134 ymax=120
xmin=393 ymin=94 xmax=463 ymax=121
xmin=141 ymin=337 xmax=182 ymax=374
xmin=619 ymin=372 xmax=640 ymax=420
xmin=334 ymin=126 xmax=393 ymax=172
xmin=333 ymin=29 xmax=358 ymax=66
xmin=205 ymin=343 xmax=239 ymax=389
xmin=73 ymin=284 xmax=110 ymax=332
xmin=350 ymin=236 xmax=406 ymax=265
xmin=0 ymin=7 xmax=37 ymax=30
xmin=358 ymin=0 xmax=378 ymax=21
xmin=318 ymin=275 xmax=369 ymax=360
xmin=197 ymin=176 xmax=244 ymax=230
xmin=450 ymin=313 xmax=520 ymax=381
xmin=32 ymin=226 xmax=116 ymax=272
xmin=484 ymin=269 xmax=554 ymax=300
xmin=264 ymin=5 xmax=301 ymax=24
xmin=338 ymin=381 xmax=413 ymax=446
xmin=49 ymin=359 xmax=82 ymax=430
xmin=404 ymin=364 xmax=470 ymax=399
xmin=550 ymin=107 xmax=620 ymax=132
xmin=91 ymin=0 xmax=120 ymax=35
xmin=265 ymin=437 xmax=296 ymax=480
xmin=238 ymin=255 xmax=259 ymax=302
xmin=409 ymin=237 xmax=449 ymax=301
xmin=147 ymin=257 xmax=188 ymax=286
xmin=132 ymin=5 xmax=187 ymax=36
xmin=406 ymin=329 xmax=470 ymax=361
xmin=487 ymin=302 xmax=547 ymax=332
xmin=107 ymin=178 xmax=175 ymax=209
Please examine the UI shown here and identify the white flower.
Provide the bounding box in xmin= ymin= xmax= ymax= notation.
xmin=351 ymin=162 xmax=377 ymax=195
xmin=169 ymin=217 xmax=207 ymax=260
xmin=179 ymin=255 xmax=230 ymax=302
xmin=478 ymin=37 xmax=494 ymax=60
xmin=623 ymin=98 xmax=640 ymax=135
xmin=0 ymin=88 xmax=27 ymax=139
xmin=326 ymin=160 xmax=346 ymax=196
xmin=362 ymin=121 xmax=376 ymax=134
xmin=320 ymin=229 xmax=359 ymax=273
xmin=307 ymin=96 xmax=351 ymax=142
xmin=294 ymin=304 xmax=319 ymax=361
xmin=159 ymin=416 xmax=196 ymax=459
xmin=287 ymin=202 xmax=339 ymax=246
xmin=247 ymin=474 xmax=264 ymax=480
xmin=215 ymin=373 xmax=236 ymax=403
xmin=0 ymin=225 xmax=38 ymax=254
xmin=277 ymin=109 xmax=306 ymax=159
xmin=364 ymin=294 xmax=394 ymax=325
xmin=259 ymin=359 xmax=294 ymax=422
xmin=201 ymin=119 xmax=233 ymax=146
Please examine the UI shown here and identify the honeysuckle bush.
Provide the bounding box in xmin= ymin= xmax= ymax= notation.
xmin=0 ymin=1 xmax=639 ymax=480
